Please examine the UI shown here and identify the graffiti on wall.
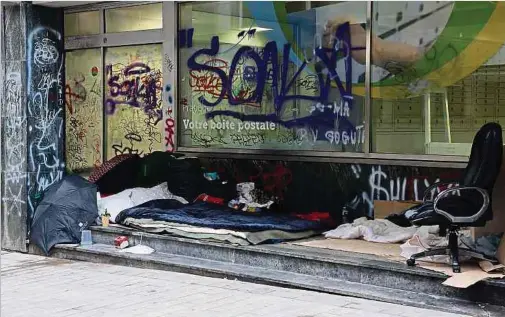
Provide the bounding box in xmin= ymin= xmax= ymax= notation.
xmin=164 ymin=84 xmax=175 ymax=152
xmin=201 ymin=158 xmax=462 ymax=222
xmin=105 ymin=44 xmax=164 ymax=159
xmin=65 ymin=49 xmax=103 ymax=170
xmin=349 ymin=164 xmax=461 ymax=217
xmin=180 ymin=21 xmax=366 ymax=151
xmin=189 ymin=23 xmax=358 ymax=123
xmin=2 ymin=71 xmax=27 ymax=218
xmin=26 ymin=26 xmax=65 ymax=218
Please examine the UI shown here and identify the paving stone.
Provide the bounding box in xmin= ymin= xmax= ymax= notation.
xmin=1 ymin=252 xmax=470 ymax=317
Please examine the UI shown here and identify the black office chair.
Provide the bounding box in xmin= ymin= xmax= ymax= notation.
xmin=404 ymin=122 xmax=503 ymax=273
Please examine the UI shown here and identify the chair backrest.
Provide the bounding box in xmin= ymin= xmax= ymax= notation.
xmin=461 ymin=122 xmax=503 ymax=194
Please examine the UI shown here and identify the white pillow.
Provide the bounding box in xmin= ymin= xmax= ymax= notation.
xmin=97 ymin=192 xmax=135 ymax=223
xmin=129 ymin=182 xmax=188 ymax=206
xmin=98 ymin=182 xmax=188 ymax=223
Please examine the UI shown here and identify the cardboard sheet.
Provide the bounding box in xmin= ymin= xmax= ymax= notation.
xmin=418 ymin=261 xmax=504 ymax=288
xmin=292 ymin=238 xmax=505 ymax=288
xmin=373 ymin=200 xmax=418 ymax=219
xmin=479 ymin=260 xmax=505 ymax=273
xmin=293 ymin=238 xmax=405 ymax=261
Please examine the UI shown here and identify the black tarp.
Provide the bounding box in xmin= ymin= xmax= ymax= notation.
xmin=91 ymin=152 xmax=238 ymax=203
xmin=92 ymin=155 xmax=142 ymax=194
xmin=134 ymin=152 xmax=206 ymax=201
xmin=30 ymin=175 xmax=98 ymax=255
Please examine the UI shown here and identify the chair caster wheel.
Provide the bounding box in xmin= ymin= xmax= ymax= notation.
xmin=406 ymin=258 xmax=416 ymax=267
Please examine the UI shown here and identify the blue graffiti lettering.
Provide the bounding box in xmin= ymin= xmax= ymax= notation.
xmin=187 ymin=22 xmax=364 ymax=132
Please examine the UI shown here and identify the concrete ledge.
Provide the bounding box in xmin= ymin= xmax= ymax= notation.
xmin=88 ymin=226 xmax=505 ymax=305
xmin=30 ymin=224 xmax=505 ymax=316
xmin=51 ymin=243 xmax=505 ymax=317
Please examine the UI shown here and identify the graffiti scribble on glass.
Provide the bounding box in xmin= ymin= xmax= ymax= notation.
xmin=186 ymin=22 xmax=364 ymax=135
xmin=105 ymin=62 xmax=163 ymax=124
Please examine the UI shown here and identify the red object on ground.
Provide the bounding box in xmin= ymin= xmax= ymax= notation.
xmin=293 ymin=212 xmax=337 ymax=227
xmin=294 ymin=212 xmax=331 ymax=221
xmin=114 ymin=236 xmax=129 ymax=249
xmin=194 ymin=194 xmax=225 ymax=205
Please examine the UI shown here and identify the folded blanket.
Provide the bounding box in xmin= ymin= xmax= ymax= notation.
xmin=123 ymin=218 xmax=319 ymax=245
xmin=117 ymin=200 xmax=330 ymax=232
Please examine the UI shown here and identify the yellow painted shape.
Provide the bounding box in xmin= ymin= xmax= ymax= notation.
xmin=352 ymin=2 xmax=505 ymax=100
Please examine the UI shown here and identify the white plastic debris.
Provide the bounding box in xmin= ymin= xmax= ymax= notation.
xmin=119 ymin=245 xmax=155 ymax=255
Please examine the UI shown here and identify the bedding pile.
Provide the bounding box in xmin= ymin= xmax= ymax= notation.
xmin=91 ymin=152 xmax=332 ymax=245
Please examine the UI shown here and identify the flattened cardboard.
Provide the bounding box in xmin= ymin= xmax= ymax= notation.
xmin=294 ymin=238 xmax=505 ymax=288
xmin=293 ymin=238 xmax=404 ymax=260
xmin=479 ymin=260 xmax=505 ymax=273
xmin=373 ymin=200 xmax=419 ymax=219
xmin=442 ymin=270 xmax=504 ymax=288
xmin=417 ymin=262 xmax=505 ymax=288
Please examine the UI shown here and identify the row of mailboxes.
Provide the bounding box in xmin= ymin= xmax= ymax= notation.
xmin=374 ymin=101 xmax=505 ymax=117
xmin=374 ymin=117 xmax=505 ymax=132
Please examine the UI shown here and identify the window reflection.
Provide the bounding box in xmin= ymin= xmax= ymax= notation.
xmin=105 ymin=3 xmax=163 ymax=33
xmin=178 ymin=1 xmax=367 ymax=152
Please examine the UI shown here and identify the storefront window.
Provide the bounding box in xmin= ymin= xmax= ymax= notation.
xmin=63 ymin=1 xmax=505 ymax=162
xmin=64 ymin=3 xmax=165 ymax=170
xmin=105 ymin=3 xmax=163 ymax=33
xmin=65 ymin=48 xmax=103 ymax=171
xmin=104 ymin=44 xmax=164 ymax=159
xmin=178 ymin=1 xmax=367 ymax=152
xmin=64 ymin=11 xmax=100 ymax=37
xmin=371 ymin=1 xmax=505 ymax=156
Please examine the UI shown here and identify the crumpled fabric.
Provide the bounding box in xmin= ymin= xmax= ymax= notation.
xmin=460 ymin=233 xmax=503 ymax=258
xmin=400 ymin=229 xmax=473 ymax=264
xmin=324 ymin=217 xmax=440 ymax=243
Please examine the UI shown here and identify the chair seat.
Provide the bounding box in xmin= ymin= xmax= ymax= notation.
xmin=406 ymin=195 xmax=488 ymax=227
xmin=406 ymin=202 xmax=450 ymax=226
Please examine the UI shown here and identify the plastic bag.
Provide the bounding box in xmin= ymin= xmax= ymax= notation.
xmin=119 ymin=245 xmax=155 ymax=255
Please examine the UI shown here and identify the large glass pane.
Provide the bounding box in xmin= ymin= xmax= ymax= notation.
xmin=105 ymin=3 xmax=162 ymax=33
xmin=64 ymin=11 xmax=100 ymax=37
xmin=371 ymin=1 xmax=505 ymax=156
xmin=178 ymin=1 xmax=367 ymax=152
xmin=65 ymin=48 xmax=103 ymax=171
xmin=104 ymin=44 xmax=163 ymax=159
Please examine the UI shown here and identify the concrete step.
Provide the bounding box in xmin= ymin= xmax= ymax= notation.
xmin=39 ymin=226 xmax=505 ymax=316
xmin=51 ymin=243 xmax=505 ymax=317
xmin=88 ymin=226 xmax=505 ymax=306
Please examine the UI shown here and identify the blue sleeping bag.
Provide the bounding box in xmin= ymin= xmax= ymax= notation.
xmin=116 ymin=199 xmax=328 ymax=232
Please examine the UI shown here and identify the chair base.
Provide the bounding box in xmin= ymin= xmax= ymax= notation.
xmin=406 ymin=229 xmax=498 ymax=273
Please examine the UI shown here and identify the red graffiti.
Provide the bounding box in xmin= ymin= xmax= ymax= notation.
xmin=68 ymin=117 xmax=88 ymax=143
xmin=93 ymin=134 xmax=101 ymax=167
xmin=189 ymin=58 xmax=259 ymax=107
xmin=250 ymin=164 xmax=293 ymax=199
xmin=189 ymin=59 xmax=228 ymax=97
xmin=64 ymin=84 xmax=86 ymax=115
xmin=165 ymin=117 xmax=175 ymax=152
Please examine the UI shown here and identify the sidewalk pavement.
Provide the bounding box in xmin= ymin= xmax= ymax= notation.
xmin=1 ymin=251 xmax=468 ymax=317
